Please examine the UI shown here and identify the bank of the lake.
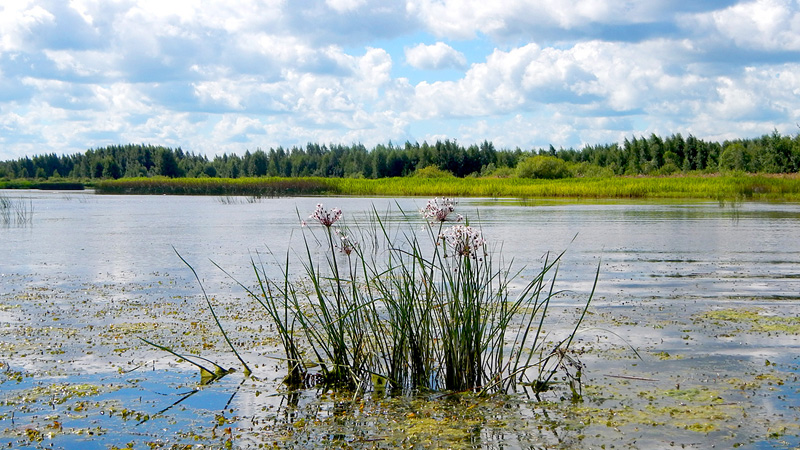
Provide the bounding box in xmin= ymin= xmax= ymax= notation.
xmin=89 ymin=173 xmax=800 ymax=200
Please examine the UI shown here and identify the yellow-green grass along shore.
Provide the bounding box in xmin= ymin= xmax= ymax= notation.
xmin=92 ymin=174 xmax=800 ymax=200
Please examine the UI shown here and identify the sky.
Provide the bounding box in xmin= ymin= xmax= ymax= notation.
xmin=1 ymin=0 xmax=800 ymax=160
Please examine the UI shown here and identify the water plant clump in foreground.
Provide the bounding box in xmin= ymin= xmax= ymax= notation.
xmin=193 ymin=198 xmax=595 ymax=398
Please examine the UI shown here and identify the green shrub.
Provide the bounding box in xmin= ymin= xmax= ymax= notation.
xmin=567 ymin=161 xmax=615 ymax=178
xmin=654 ymin=162 xmax=681 ymax=176
xmin=481 ymin=164 xmax=516 ymax=178
xmin=517 ymin=155 xmax=571 ymax=179
xmin=414 ymin=165 xmax=455 ymax=178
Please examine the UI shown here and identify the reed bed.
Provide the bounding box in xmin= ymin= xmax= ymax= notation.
xmin=0 ymin=180 xmax=84 ymax=190
xmin=95 ymin=174 xmax=800 ymax=200
xmin=333 ymin=175 xmax=800 ymax=200
xmin=94 ymin=176 xmax=334 ymax=196
xmin=0 ymin=193 xmax=33 ymax=226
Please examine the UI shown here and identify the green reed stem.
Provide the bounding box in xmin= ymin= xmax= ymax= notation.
xmin=174 ymin=248 xmax=252 ymax=377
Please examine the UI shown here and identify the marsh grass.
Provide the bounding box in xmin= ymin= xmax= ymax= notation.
xmin=95 ymin=174 xmax=800 ymax=200
xmin=186 ymin=199 xmax=596 ymax=398
xmin=0 ymin=193 xmax=33 ymax=226
xmin=216 ymin=195 xmax=263 ymax=204
xmin=0 ymin=180 xmax=84 ymax=190
xmin=95 ymin=176 xmax=333 ymax=196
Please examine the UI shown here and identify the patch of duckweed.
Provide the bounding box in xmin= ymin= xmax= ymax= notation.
xmin=662 ymin=387 xmax=724 ymax=403
xmin=726 ymin=369 xmax=792 ymax=391
xmin=697 ymin=307 xmax=800 ymax=334
xmin=0 ymin=365 xmax=27 ymax=384
xmin=644 ymin=402 xmax=735 ymax=433
xmin=767 ymin=423 xmax=800 ymax=440
xmin=567 ymin=404 xmax=654 ymax=429
xmin=110 ymin=406 xmax=152 ymax=423
xmin=105 ymin=322 xmax=160 ymax=334
xmin=2 ymin=382 xmax=117 ymax=408
xmin=5 ymin=420 xmax=107 ymax=445
xmin=564 ymin=383 xmax=743 ymax=438
xmin=654 ymin=351 xmax=683 ymax=360
xmin=0 ymin=303 xmax=20 ymax=311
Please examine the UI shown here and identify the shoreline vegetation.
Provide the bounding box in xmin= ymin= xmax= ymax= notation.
xmin=0 ymin=180 xmax=84 ymax=190
xmin=84 ymin=174 xmax=800 ymax=201
xmin=2 ymin=131 xmax=800 ymax=200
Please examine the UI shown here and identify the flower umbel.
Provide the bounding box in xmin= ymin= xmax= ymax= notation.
xmin=441 ymin=224 xmax=486 ymax=259
xmin=310 ymin=204 xmax=342 ymax=227
xmin=421 ymin=197 xmax=462 ymax=222
xmin=334 ymin=229 xmax=358 ymax=255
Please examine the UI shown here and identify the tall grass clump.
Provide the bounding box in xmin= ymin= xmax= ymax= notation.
xmin=95 ymin=177 xmax=333 ymax=196
xmin=225 ymin=198 xmax=594 ymax=397
xmin=0 ymin=193 xmax=33 ymax=226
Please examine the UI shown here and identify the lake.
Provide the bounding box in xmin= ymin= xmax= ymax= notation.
xmin=1 ymin=190 xmax=799 ymax=449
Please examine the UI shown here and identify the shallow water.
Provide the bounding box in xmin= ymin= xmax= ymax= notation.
xmin=1 ymin=191 xmax=799 ymax=449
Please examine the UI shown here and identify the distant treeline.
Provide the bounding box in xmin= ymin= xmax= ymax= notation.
xmin=1 ymin=131 xmax=799 ymax=181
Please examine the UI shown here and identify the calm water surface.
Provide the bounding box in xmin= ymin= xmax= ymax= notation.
xmin=1 ymin=191 xmax=799 ymax=449
xmin=4 ymin=192 xmax=799 ymax=299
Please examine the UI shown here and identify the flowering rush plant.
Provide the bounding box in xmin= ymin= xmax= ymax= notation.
xmin=421 ymin=197 xmax=463 ymax=223
xmin=440 ymin=224 xmax=486 ymax=259
xmin=173 ymin=196 xmax=592 ymax=399
xmin=309 ymin=203 xmax=342 ymax=227
xmin=303 ymin=203 xmax=358 ymax=255
xmin=334 ymin=229 xmax=357 ymax=255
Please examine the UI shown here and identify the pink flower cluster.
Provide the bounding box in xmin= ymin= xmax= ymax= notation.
xmin=441 ymin=224 xmax=486 ymax=259
xmin=421 ymin=197 xmax=463 ymax=223
xmin=334 ymin=229 xmax=357 ymax=255
xmin=310 ymin=203 xmax=342 ymax=227
xmin=305 ymin=204 xmax=358 ymax=255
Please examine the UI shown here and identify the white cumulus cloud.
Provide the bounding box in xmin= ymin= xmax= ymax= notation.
xmin=692 ymin=0 xmax=800 ymax=50
xmin=1 ymin=0 xmax=800 ymax=160
xmin=405 ymin=42 xmax=467 ymax=70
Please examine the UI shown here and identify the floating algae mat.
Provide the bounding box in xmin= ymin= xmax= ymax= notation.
xmin=1 ymin=276 xmax=799 ymax=449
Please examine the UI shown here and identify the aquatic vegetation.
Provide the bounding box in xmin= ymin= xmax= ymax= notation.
xmin=696 ymin=307 xmax=800 ymax=334
xmin=653 ymin=351 xmax=683 ymax=360
xmin=193 ymin=199 xmax=595 ymax=396
xmin=94 ymin=176 xmax=332 ymax=196
xmin=2 ymin=383 xmax=109 ymax=408
xmin=420 ymin=196 xmax=462 ymax=222
xmin=0 ymin=193 xmax=33 ymax=226
xmin=440 ymin=223 xmax=486 ymax=259
xmin=93 ymin=174 xmax=800 ymax=201
xmin=309 ymin=202 xmax=342 ymax=227
xmin=216 ymin=194 xmax=263 ymax=204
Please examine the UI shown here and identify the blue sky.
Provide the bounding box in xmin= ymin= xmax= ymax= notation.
xmin=1 ymin=0 xmax=799 ymax=160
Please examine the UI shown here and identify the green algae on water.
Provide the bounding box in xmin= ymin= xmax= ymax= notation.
xmin=697 ymin=307 xmax=800 ymax=334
